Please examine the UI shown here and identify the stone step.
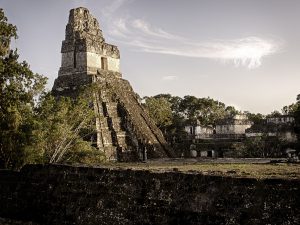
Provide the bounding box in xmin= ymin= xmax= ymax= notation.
xmin=98 ymin=131 xmax=113 ymax=146
xmin=116 ymin=131 xmax=126 ymax=137
xmin=101 ymin=97 xmax=109 ymax=102
xmin=102 ymin=102 xmax=119 ymax=117
xmin=108 ymin=112 xmax=119 ymax=118
xmin=108 ymin=118 xmax=123 ymax=131
xmin=100 ymin=119 xmax=109 ymax=127
xmin=96 ymin=120 xmax=109 ymax=130
xmin=102 ymin=146 xmax=117 ymax=161
xmin=115 ymin=131 xmax=127 ymax=145
xmin=104 ymin=102 xmax=118 ymax=110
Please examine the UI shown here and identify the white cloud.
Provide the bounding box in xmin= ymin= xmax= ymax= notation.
xmin=108 ymin=17 xmax=281 ymax=69
xmin=102 ymin=0 xmax=130 ymax=17
xmin=109 ymin=18 xmax=130 ymax=37
xmin=162 ymin=76 xmax=178 ymax=81
xmin=131 ymin=19 xmax=181 ymax=40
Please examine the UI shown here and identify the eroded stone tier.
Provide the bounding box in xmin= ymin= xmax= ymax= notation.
xmin=52 ymin=7 xmax=174 ymax=161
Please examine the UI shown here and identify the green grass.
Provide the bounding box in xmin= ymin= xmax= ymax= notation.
xmin=102 ymin=161 xmax=300 ymax=180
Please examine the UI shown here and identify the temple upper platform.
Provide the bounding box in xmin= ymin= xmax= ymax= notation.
xmin=59 ymin=7 xmax=120 ymax=76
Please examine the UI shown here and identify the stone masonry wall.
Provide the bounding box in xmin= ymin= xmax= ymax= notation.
xmin=59 ymin=7 xmax=120 ymax=76
xmin=0 ymin=164 xmax=299 ymax=225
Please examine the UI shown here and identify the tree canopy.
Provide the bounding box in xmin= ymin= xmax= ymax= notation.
xmin=0 ymin=9 xmax=17 ymax=56
xmin=144 ymin=94 xmax=239 ymax=128
xmin=0 ymin=8 xmax=47 ymax=169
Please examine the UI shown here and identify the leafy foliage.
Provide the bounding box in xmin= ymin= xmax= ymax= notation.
xmin=0 ymin=9 xmax=17 ymax=56
xmin=26 ymin=89 xmax=105 ymax=164
xmin=144 ymin=94 xmax=239 ymax=128
xmin=0 ymin=9 xmax=47 ymax=169
xmin=245 ymin=112 xmax=265 ymax=125
xmin=242 ymin=136 xmax=284 ymax=158
xmin=143 ymin=96 xmax=173 ymax=131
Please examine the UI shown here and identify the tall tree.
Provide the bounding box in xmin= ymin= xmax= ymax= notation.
xmin=0 ymin=9 xmax=47 ymax=169
xmin=0 ymin=9 xmax=16 ymax=55
xmin=143 ymin=96 xmax=173 ymax=133
xmin=145 ymin=95 xmax=186 ymax=145
xmin=179 ymin=95 xmax=235 ymax=125
xmin=245 ymin=112 xmax=265 ymax=125
xmin=26 ymin=89 xmax=104 ymax=164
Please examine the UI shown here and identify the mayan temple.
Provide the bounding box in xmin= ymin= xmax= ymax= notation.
xmin=52 ymin=7 xmax=174 ymax=160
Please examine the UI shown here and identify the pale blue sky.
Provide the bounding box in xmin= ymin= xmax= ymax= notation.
xmin=1 ymin=0 xmax=300 ymax=114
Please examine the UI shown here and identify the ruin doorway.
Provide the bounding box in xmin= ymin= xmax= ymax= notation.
xmin=207 ymin=150 xmax=216 ymax=157
xmin=207 ymin=151 xmax=212 ymax=157
xmin=101 ymin=57 xmax=108 ymax=70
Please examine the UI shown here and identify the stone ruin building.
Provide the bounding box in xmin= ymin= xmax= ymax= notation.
xmin=215 ymin=114 xmax=253 ymax=137
xmin=246 ymin=114 xmax=297 ymax=142
xmin=52 ymin=7 xmax=174 ymax=161
xmin=185 ymin=114 xmax=253 ymax=140
xmin=184 ymin=114 xmax=254 ymax=158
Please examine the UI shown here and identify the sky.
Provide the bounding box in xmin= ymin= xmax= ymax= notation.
xmin=1 ymin=0 xmax=300 ymax=114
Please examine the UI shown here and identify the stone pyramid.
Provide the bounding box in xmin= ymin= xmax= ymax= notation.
xmin=52 ymin=7 xmax=174 ymax=161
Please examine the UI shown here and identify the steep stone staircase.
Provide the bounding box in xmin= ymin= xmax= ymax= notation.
xmin=94 ymin=69 xmax=175 ymax=159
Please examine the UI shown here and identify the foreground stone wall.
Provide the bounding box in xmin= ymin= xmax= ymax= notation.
xmin=0 ymin=164 xmax=299 ymax=225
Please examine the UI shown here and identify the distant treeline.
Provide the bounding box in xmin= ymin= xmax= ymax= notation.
xmin=143 ymin=93 xmax=300 ymax=128
xmin=142 ymin=93 xmax=300 ymax=154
